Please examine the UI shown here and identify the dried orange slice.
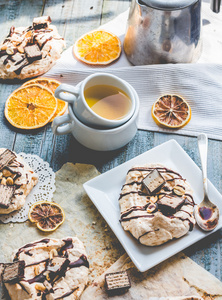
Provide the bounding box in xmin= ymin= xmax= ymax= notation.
xmin=5 ymin=84 xmax=57 ymax=129
xmin=28 ymin=201 xmax=65 ymax=232
xmin=73 ymin=30 xmax=121 ymax=65
xmin=23 ymin=78 xmax=68 ymax=121
xmin=151 ymin=94 xmax=191 ymax=129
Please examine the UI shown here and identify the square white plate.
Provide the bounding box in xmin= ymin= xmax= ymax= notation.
xmin=83 ymin=140 xmax=222 ymax=272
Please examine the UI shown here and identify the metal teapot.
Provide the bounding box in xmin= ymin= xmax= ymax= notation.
xmin=124 ymin=0 xmax=221 ymax=65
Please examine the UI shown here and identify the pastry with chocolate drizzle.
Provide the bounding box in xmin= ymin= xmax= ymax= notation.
xmin=119 ymin=163 xmax=196 ymax=246
xmin=0 ymin=16 xmax=65 ymax=80
xmin=0 ymin=148 xmax=38 ymax=214
xmin=3 ymin=237 xmax=89 ymax=300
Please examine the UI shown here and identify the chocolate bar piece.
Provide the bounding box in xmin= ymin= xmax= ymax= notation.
xmin=142 ymin=169 xmax=165 ymax=195
xmin=158 ymin=195 xmax=185 ymax=213
xmin=47 ymin=256 xmax=69 ymax=273
xmin=25 ymin=44 xmax=42 ymax=61
xmin=33 ymin=16 xmax=51 ymax=30
xmin=0 ymin=149 xmax=16 ymax=171
xmin=105 ymin=271 xmax=131 ymax=295
xmin=2 ymin=261 xmax=25 ymax=283
xmin=0 ymin=263 xmax=5 ymax=282
xmin=0 ymin=184 xmax=15 ymax=208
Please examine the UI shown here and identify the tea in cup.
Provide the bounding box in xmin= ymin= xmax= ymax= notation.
xmin=51 ymin=84 xmax=140 ymax=151
xmin=54 ymin=73 xmax=136 ymax=128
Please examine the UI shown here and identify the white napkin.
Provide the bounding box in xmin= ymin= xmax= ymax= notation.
xmin=45 ymin=1 xmax=222 ymax=140
xmin=46 ymin=64 xmax=222 ymax=140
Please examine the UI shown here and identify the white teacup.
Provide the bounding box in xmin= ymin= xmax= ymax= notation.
xmin=52 ymin=85 xmax=139 ymax=151
xmin=54 ymin=73 xmax=136 ymax=129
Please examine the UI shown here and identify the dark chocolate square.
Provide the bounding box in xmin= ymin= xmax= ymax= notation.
xmin=0 ymin=184 xmax=15 ymax=208
xmin=157 ymin=195 xmax=185 ymax=213
xmin=0 ymin=149 xmax=16 ymax=171
xmin=142 ymin=169 xmax=166 ymax=195
xmin=105 ymin=271 xmax=131 ymax=295
xmin=2 ymin=261 xmax=25 ymax=283
xmin=25 ymin=44 xmax=42 ymax=61
xmin=33 ymin=16 xmax=51 ymax=30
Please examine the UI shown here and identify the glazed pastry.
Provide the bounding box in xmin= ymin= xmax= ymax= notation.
xmin=0 ymin=16 xmax=65 ymax=80
xmin=3 ymin=237 xmax=89 ymax=300
xmin=0 ymin=148 xmax=38 ymax=214
xmin=119 ymin=163 xmax=195 ymax=246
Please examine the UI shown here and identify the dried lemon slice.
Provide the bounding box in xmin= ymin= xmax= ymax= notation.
xmin=5 ymin=84 xmax=57 ymax=129
xmin=28 ymin=201 xmax=65 ymax=232
xmin=23 ymin=78 xmax=68 ymax=121
xmin=73 ymin=30 xmax=121 ymax=65
xmin=151 ymin=94 xmax=191 ymax=129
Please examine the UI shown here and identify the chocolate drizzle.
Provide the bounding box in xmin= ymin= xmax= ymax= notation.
xmin=58 ymin=238 xmax=73 ymax=256
xmin=119 ymin=190 xmax=148 ymax=200
xmin=127 ymin=167 xmax=183 ymax=179
xmin=120 ymin=214 xmax=154 ymax=222
xmin=138 ymin=229 xmax=159 ymax=243
xmin=69 ymin=254 xmax=89 ymax=269
xmin=25 ymin=258 xmax=49 ymax=268
xmin=27 ymin=273 xmax=46 ymax=284
xmin=14 ymin=239 xmax=50 ymax=261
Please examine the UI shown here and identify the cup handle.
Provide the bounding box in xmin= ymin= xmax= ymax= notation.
xmin=52 ymin=113 xmax=75 ymax=135
xmin=55 ymin=84 xmax=80 ymax=104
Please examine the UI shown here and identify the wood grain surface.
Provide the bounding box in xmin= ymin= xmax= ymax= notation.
xmin=0 ymin=0 xmax=221 ymax=283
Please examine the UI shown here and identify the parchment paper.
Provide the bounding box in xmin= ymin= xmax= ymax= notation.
xmin=0 ymin=163 xmax=125 ymax=299
xmin=81 ymin=252 xmax=222 ymax=300
xmin=1 ymin=163 xmax=222 ymax=300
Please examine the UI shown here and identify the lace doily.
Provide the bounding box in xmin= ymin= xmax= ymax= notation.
xmin=0 ymin=153 xmax=55 ymax=223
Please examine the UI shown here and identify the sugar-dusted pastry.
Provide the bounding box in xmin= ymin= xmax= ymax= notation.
xmin=0 ymin=16 xmax=65 ymax=80
xmin=0 ymin=148 xmax=38 ymax=214
xmin=3 ymin=237 xmax=89 ymax=300
xmin=119 ymin=163 xmax=195 ymax=246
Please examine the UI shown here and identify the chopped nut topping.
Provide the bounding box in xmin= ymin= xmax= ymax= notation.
xmin=1 ymin=177 xmax=7 ymax=185
xmin=35 ymin=283 xmax=46 ymax=291
xmin=34 ymin=265 xmax=39 ymax=276
xmin=150 ymin=196 xmax=158 ymax=203
xmin=147 ymin=203 xmax=157 ymax=213
xmin=6 ymin=177 xmax=14 ymax=186
xmin=45 ymin=271 xmax=50 ymax=281
xmin=2 ymin=169 xmax=13 ymax=178
xmin=173 ymin=185 xmax=185 ymax=196
xmin=0 ymin=172 xmax=3 ymax=180
xmin=17 ymin=46 xmax=24 ymax=53
xmin=25 ymin=31 xmax=32 ymax=39
xmin=49 ymin=248 xmax=58 ymax=260
xmin=1 ymin=44 xmax=8 ymax=51
xmin=6 ymin=47 xmax=14 ymax=55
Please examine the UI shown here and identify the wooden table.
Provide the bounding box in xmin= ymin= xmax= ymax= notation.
xmin=0 ymin=0 xmax=221 ymax=283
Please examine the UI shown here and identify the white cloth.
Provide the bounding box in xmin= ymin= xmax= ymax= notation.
xmin=46 ymin=1 xmax=222 ymax=140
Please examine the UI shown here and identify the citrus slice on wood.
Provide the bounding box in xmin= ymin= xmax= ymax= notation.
xmin=5 ymin=84 xmax=57 ymax=129
xmin=23 ymin=78 xmax=68 ymax=121
xmin=28 ymin=201 xmax=65 ymax=232
xmin=151 ymin=94 xmax=191 ymax=129
xmin=73 ymin=30 xmax=121 ymax=65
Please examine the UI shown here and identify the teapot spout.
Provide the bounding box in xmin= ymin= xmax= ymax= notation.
xmin=211 ymin=0 xmax=221 ymax=12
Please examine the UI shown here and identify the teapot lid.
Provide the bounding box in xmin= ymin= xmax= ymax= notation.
xmin=138 ymin=0 xmax=199 ymax=10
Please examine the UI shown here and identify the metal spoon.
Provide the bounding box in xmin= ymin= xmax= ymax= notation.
xmin=194 ymin=133 xmax=220 ymax=231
